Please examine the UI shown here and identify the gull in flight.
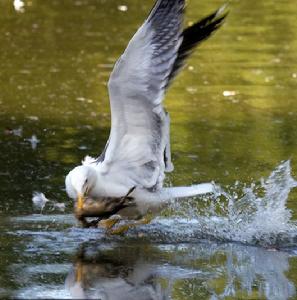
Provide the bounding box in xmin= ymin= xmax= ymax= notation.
xmin=65 ymin=0 xmax=227 ymax=232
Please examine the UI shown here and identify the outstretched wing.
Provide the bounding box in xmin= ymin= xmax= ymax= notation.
xmin=98 ymin=0 xmax=185 ymax=190
xmin=98 ymin=1 xmax=227 ymax=191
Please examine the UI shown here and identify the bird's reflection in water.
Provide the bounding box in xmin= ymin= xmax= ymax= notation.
xmin=63 ymin=241 xmax=296 ymax=300
xmin=64 ymin=243 xmax=189 ymax=300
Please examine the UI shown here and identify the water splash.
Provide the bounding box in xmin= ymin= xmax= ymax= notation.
xmin=163 ymin=160 xmax=297 ymax=247
xmin=203 ymin=160 xmax=297 ymax=245
xmin=6 ymin=162 xmax=297 ymax=299
xmin=12 ymin=161 xmax=297 ymax=248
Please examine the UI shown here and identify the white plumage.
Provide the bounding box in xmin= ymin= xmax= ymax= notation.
xmin=65 ymin=0 xmax=227 ymax=221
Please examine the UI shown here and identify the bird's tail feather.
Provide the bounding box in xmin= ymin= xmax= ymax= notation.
xmin=138 ymin=183 xmax=214 ymax=207
xmin=161 ymin=183 xmax=214 ymax=200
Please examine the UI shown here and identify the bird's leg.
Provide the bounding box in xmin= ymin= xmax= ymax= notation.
xmin=109 ymin=215 xmax=153 ymax=235
xmin=98 ymin=187 xmax=136 ymax=232
xmin=98 ymin=216 xmax=121 ymax=230
xmin=108 ymin=223 xmax=131 ymax=235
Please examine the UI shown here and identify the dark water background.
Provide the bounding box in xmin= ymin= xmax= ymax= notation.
xmin=1 ymin=0 xmax=297 ymax=298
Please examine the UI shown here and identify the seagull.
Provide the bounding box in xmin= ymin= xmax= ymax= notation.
xmin=65 ymin=0 xmax=227 ymax=232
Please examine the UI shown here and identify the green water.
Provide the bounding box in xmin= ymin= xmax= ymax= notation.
xmin=1 ymin=0 xmax=297 ymax=299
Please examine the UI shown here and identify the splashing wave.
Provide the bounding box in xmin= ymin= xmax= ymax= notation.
xmin=131 ymin=161 xmax=297 ymax=247
xmin=10 ymin=161 xmax=297 ymax=248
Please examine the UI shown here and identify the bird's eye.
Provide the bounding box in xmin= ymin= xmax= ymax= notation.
xmin=85 ymin=179 xmax=88 ymax=184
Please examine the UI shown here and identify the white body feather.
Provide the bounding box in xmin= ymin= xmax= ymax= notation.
xmin=65 ymin=0 xmax=225 ymax=217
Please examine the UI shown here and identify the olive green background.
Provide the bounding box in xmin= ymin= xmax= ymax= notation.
xmin=1 ymin=0 xmax=297 ymax=298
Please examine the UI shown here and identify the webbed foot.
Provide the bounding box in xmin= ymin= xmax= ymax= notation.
xmin=108 ymin=215 xmax=153 ymax=235
xmin=98 ymin=215 xmax=121 ymax=230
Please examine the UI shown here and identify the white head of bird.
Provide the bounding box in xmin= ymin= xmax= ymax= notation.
xmin=65 ymin=165 xmax=97 ymax=202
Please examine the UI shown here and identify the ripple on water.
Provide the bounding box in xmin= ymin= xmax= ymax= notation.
xmin=6 ymin=160 xmax=297 ymax=300
xmin=12 ymin=241 xmax=297 ymax=300
xmin=8 ymin=161 xmax=297 ymax=250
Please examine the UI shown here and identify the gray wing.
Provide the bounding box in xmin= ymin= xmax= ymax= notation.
xmin=98 ymin=1 xmax=227 ymax=191
xmin=98 ymin=0 xmax=185 ymax=190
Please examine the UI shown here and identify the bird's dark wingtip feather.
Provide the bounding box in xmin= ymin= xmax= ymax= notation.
xmin=166 ymin=4 xmax=229 ymax=87
xmin=215 ymin=3 xmax=230 ymax=18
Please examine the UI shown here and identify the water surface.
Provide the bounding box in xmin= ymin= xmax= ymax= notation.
xmin=1 ymin=0 xmax=297 ymax=299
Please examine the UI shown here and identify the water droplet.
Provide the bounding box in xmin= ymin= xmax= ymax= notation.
xmin=117 ymin=5 xmax=128 ymax=12
xmin=223 ymin=91 xmax=236 ymax=97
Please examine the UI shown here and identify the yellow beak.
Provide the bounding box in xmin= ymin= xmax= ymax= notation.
xmin=77 ymin=193 xmax=84 ymax=210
